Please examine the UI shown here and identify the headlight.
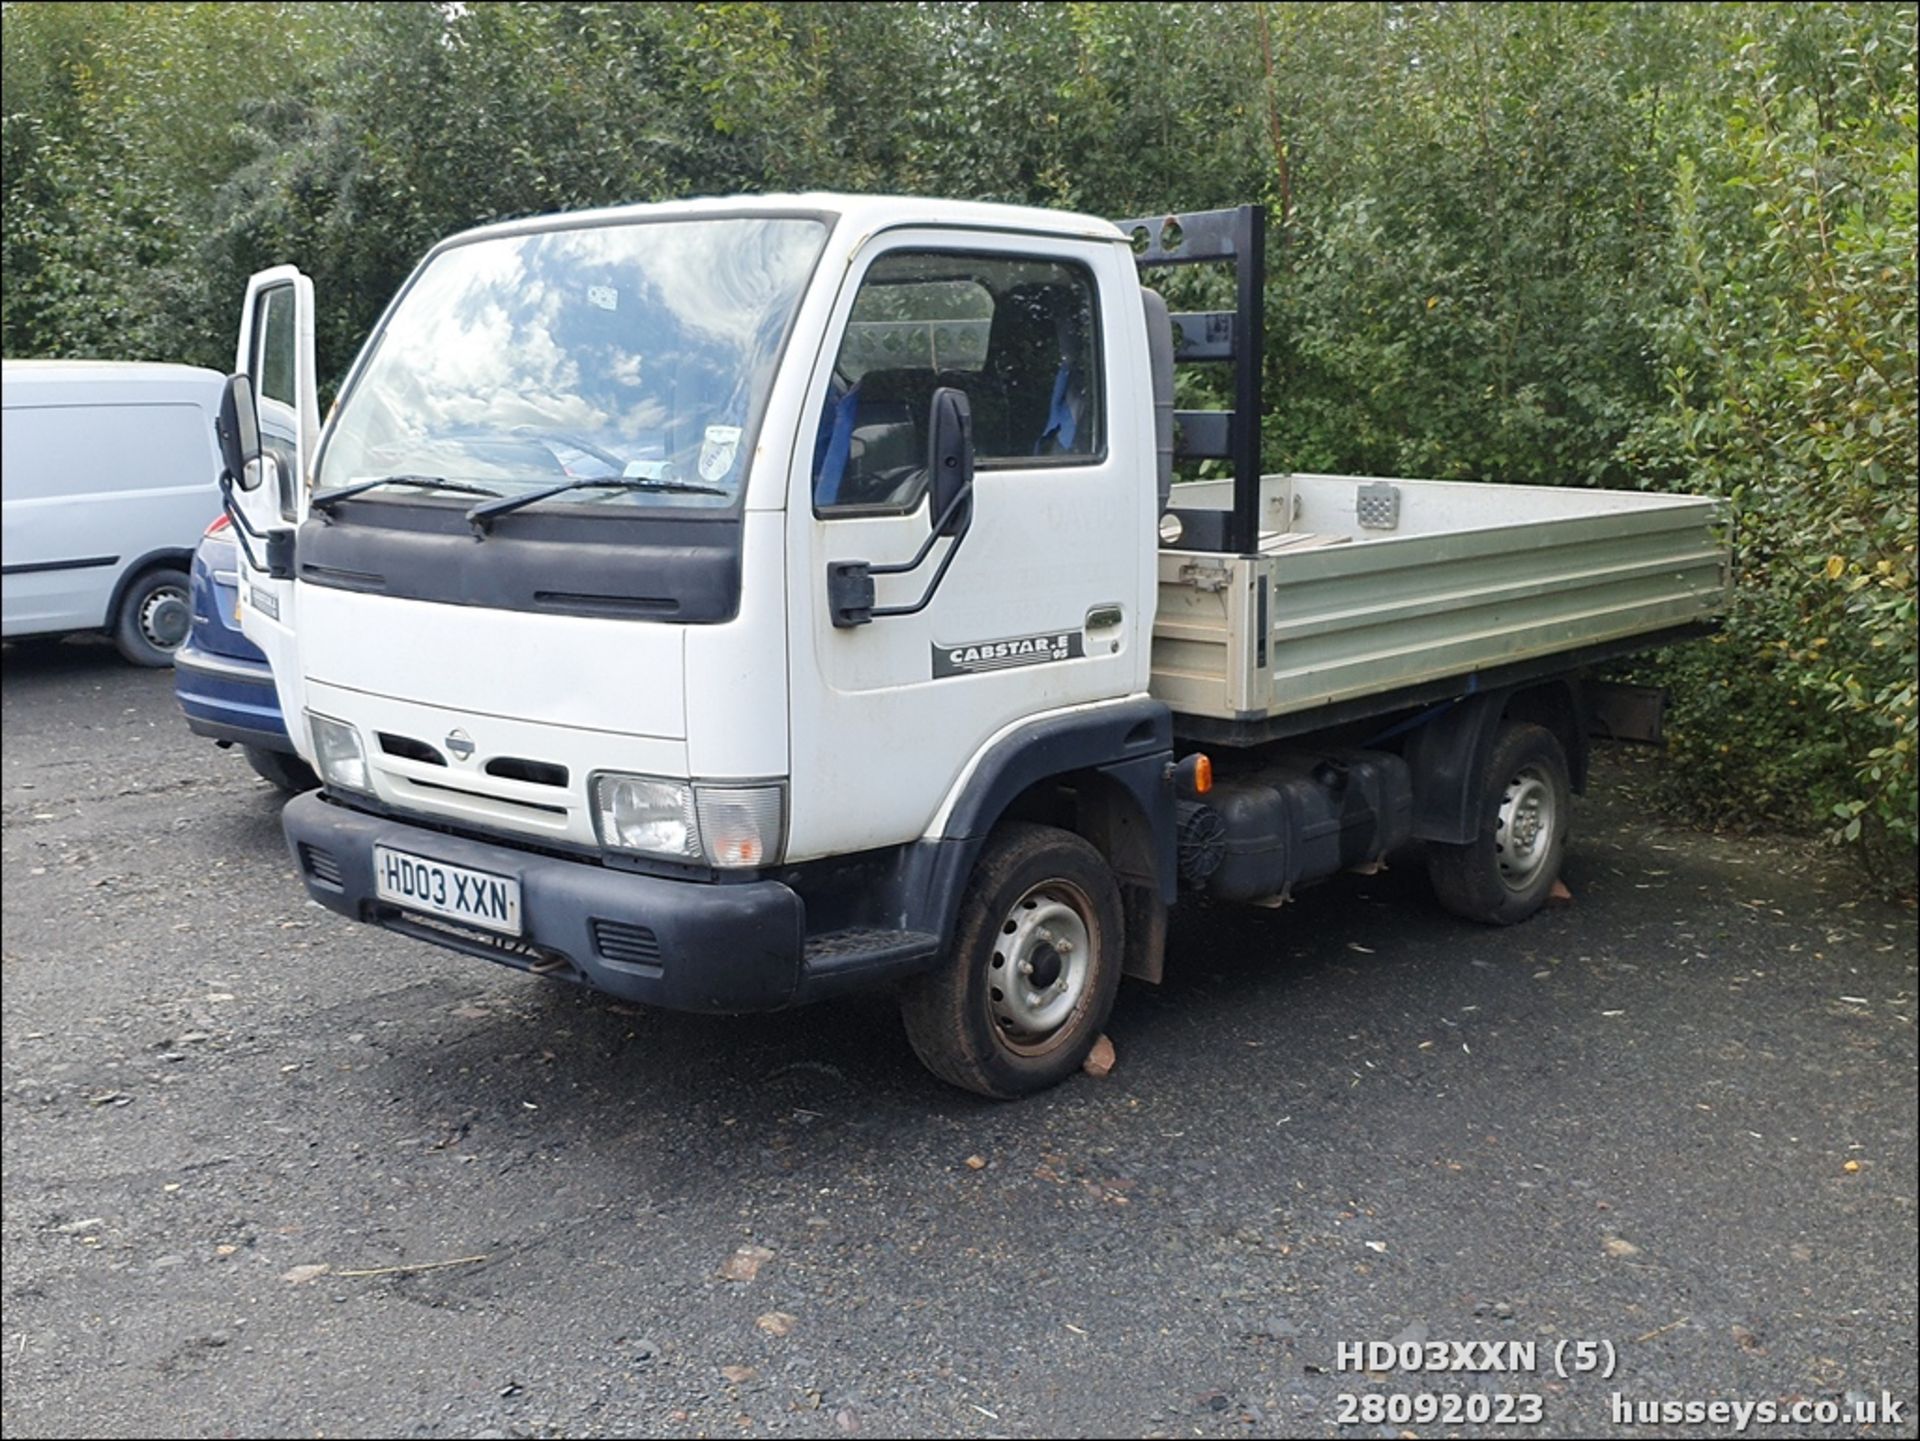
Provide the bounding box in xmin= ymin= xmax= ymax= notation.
xmin=594 ymin=775 xmax=699 ymax=860
xmin=308 ymin=712 xmax=371 ymax=794
xmin=593 ymin=773 xmax=785 ymax=868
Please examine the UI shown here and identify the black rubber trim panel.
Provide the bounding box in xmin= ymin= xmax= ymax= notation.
xmin=297 ymin=502 xmax=742 ymax=623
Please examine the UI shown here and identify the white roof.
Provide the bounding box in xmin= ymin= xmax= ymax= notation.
xmin=437 ymin=192 xmax=1129 ymax=252
xmin=2 ymin=359 xmax=225 ymax=408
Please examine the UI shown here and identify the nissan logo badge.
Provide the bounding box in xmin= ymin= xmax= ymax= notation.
xmin=446 ymin=729 xmax=475 ymax=761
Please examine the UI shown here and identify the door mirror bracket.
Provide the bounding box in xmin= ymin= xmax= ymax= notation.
xmin=827 ymin=388 xmax=975 ymax=628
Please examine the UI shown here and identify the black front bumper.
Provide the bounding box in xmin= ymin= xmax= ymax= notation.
xmin=283 ymin=792 xmax=806 ymax=1012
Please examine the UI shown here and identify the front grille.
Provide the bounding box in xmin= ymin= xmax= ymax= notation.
xmin=371 ymin=802 xmax=596 ymax=866
xmin=377 ymin=732 xmax=446 ymax=766
xmin=485 ymin=756 xmax=569 ymax=788
xmin=300 ymin=843 xmax=343 ymax=887
xmin=591 ymin=918 xmax=662 ymax=968
xmin=403 ymin=775 xmax=568 ymax=817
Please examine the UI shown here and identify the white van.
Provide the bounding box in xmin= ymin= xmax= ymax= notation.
xmin=2 ymin=359 xmax=226 ymax=665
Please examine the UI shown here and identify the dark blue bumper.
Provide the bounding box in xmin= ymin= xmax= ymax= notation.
xmin=283 ymin=792 xmax=810 ymax=1013
xmin=176 ymin=530 xmax=295 ymax=755
xmin=174 ymin=643 xmax=294 ymax=752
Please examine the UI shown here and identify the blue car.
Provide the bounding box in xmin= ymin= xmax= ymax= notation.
xmin=173 ymin=515 xmax=316 ymax=792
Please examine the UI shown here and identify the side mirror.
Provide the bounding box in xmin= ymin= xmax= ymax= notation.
xmin=926 ymin=386 xmax=973 ymax=537
xmin=217 ymin=374 xmax=261 ymax=489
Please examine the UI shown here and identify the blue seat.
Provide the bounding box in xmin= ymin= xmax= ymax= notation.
xmin=1035 ymin=359 xmax=1086 ymax=454
xmin=814 ymin=379 xmax=861 ymax=506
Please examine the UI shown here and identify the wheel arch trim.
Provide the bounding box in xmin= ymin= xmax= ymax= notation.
xmin=104 ymin=548 xmax=195 ymax=633
xmin=899 ymin=697 xmax=1176 ymax=960
xmin=1405 ymin=679 xmax=1586 ymax=845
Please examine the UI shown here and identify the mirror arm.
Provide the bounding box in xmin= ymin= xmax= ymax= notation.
xmin=220 ymin=472 xmax=296 ymax=580
xmin=870 ymin=483 xmax=974 ymax=579
xmin=826 ymin=384 xmax=973 ymax=629
xmin=220 ymin=475 xmax=266 ymax=572
xmin=870 ymin=503 xmax=971 ymax=620
xmin=826 ymin=482 xmax=973 ymax=629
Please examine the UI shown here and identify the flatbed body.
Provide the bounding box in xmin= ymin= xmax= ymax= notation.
xmin=1154 ymin=472 xmax=1728 ymax=732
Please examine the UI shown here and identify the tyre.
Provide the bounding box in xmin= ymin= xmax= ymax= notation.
xmin=899 ymin=822 xmax=1124 ymax=1099
xmin=1427 ymin=720 xmax=1571 ymax=926
xmin=112 ymin=566 xmax=193 ymax=667
xmin=244 ymin=746 xmax=318 ymax=793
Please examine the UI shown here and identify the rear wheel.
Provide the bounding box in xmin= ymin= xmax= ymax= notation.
xmin=899 ymin=822 xmax=1123 ymax=1098
xmin=244 ymin=746 xmax=318 ymax=793
xmin=112 ymin=566 xmax=192 ymax=667
xmin=1427 ymin=721 xmax=1571 ymax=926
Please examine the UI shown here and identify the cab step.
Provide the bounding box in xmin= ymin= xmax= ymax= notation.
xmin=800 ymin=927 xmax=943 ymax=997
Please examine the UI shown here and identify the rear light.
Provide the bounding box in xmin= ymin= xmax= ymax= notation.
xmin=204 ymin=513 xmax=232 ymax=536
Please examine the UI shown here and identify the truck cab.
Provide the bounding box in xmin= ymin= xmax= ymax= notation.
xmin=222 ymin=193 xmax=1726 ymax=1098
xmin=225 ymin=196 xmax=1167 ymax=1091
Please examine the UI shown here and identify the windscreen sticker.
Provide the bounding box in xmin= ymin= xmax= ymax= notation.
xmin=933 ymin=629 xmax=1084 ymax=678
xmin=699 ymin=424 xmax=742 ymax=483
xmin=586 ymin=285 xmax=618 ymax=311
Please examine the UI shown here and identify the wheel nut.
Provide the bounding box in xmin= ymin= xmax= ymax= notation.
xmin=1018 ymin=959 xmax=1033 ymax=976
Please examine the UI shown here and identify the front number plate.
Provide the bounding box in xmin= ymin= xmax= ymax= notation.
xmin=374 ymin=847 xmax=522 ymax=936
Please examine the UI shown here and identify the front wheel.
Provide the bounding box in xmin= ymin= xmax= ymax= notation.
xmin=112 ymin=566 xmax=192 ymax=667
xmin=899 ymin=822 xmax=1123 ymax=1098
xmin=1427 ymin=720 xmax=1571 ymax=926
xmin=244 ymin=746 xmax=318 ymax=794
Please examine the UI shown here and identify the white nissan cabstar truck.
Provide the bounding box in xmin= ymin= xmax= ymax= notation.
xmin=214 ymin=195 xmax=1728 ymax=1097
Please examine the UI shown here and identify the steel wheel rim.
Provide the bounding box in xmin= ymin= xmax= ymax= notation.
xmin=987 ymin=881 xmax=1095 ymax=1055
xmin=1495 ymin=764 xmax=1556 ymax=891
xmin=139 ymin=583 xmax=191 ymax=650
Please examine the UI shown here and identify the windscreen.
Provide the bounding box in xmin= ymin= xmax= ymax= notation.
xmin=315 ymin=216 xmax=828 ymax=511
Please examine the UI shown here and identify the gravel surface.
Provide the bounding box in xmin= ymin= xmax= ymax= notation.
xmin=3 ymin=638 xmax=1915 ymax=1439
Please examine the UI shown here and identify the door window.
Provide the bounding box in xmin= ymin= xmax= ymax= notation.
xmin=252 ymin=285 xmax=297 ymax=408
xmin=814 ymin=252 xmax=1101 ymax=513
xmin=250 ymin=283 xmax=302 ymax=518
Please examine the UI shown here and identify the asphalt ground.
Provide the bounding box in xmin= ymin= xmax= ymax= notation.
xmin=2 ymin=636 xmax=1915 ymax=1440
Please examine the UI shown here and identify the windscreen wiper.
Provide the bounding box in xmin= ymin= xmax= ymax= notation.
xmin=311 ymin=474 xmax=502 ymax=513
xmin=466 ymin=475 xmax=729 ymax=534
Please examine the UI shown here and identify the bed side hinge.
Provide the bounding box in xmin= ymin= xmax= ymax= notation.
xmin=1177 ymin=559 xmax=1233 ymax=593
